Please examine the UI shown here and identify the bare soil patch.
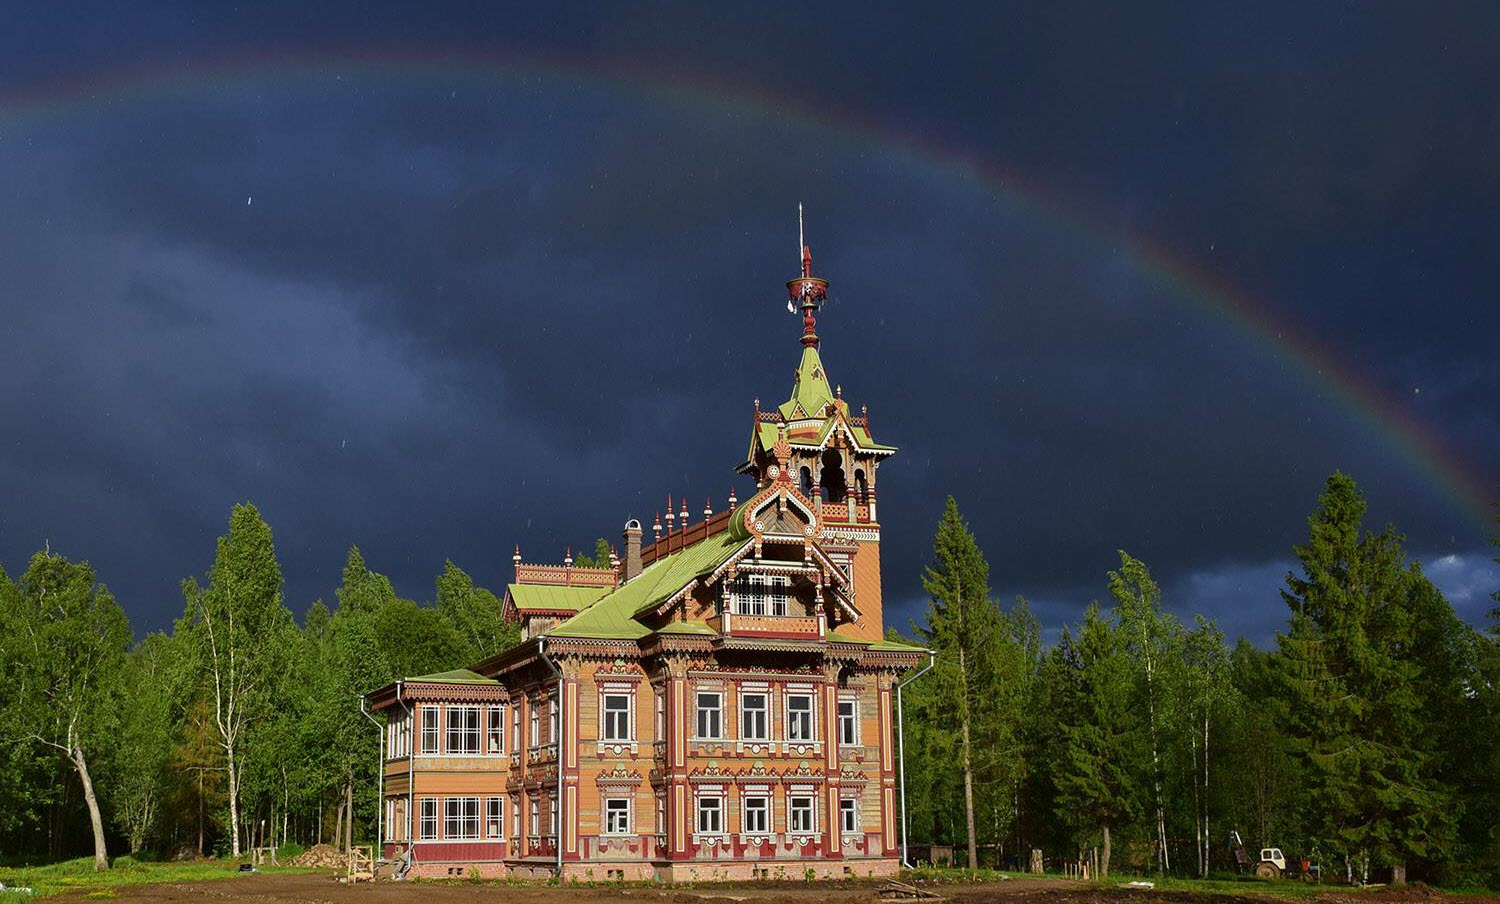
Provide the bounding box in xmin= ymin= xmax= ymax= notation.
xmin=103 ymin=874 xmax=1497 ymax=904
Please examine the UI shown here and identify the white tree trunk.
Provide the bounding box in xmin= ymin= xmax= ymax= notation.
xmin=71 ymin=743 xmax=110 ymax=871
xmin=227 ymin=749 xmax=242 ymax=857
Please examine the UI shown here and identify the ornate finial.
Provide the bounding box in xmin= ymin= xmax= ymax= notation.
xmin=564 ymin=546 xmax=572 ymax=567
xmin=665 ymin=495 xmax=675 ymax=528
xmin=679 ymin=496 xmax=689 ymax=525
xmin=728 ymin=486 xmax=738 ymax=508
xmin=609 ymin=546 xmax=619 ymax=569
xmin=836 ymin=384 xmax=842 ymax=399
xmin=513 ymin=544 xmax=521 ymax=563
xmin=704 ymin=498 xmax=713 ymax=519
xmin=653 ymin=511 xmax=662 ymax=534
xmin=787 ymin=205 xmax=828 ymax=348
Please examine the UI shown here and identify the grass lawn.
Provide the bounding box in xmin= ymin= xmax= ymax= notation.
xmin=0 ymin=857 xmax=317 ymax=898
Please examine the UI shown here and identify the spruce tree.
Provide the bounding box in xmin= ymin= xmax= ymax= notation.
xmin=919 ymin=496 xmax=1004 ymax=869
xmin=1275 ymin=473 xmax=1454 ymax=880
xmin=1053 ymin=603 xmax=1139 ymax=877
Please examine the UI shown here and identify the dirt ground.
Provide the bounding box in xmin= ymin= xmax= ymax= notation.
xmin=107 ymin=873 xmax=1500 ymax=904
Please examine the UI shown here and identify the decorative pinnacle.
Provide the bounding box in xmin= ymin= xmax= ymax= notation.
xmin=728 ymin=486 xmax=738 ymax=508
xmin=787 ymin=205 xmax=828 ymax=349
xmin=564 ymin=546 xmax=573 ymax=567
xmin=679 ymin=496 xmax=689 ymax=524
xmin=704 ymin=498 xmax=713 ymax=518
xmin=513 ymin=544 xmax=521 ymax=563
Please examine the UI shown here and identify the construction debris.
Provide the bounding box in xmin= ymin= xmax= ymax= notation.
xmin=289 ymin=844 xmax=351 ymax=868
xmin=878 ymin=880 xmax=945 ymax=901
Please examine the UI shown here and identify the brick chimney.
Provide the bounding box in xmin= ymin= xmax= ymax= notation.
xmin=621 ymin=519 xmax=643 ymax=583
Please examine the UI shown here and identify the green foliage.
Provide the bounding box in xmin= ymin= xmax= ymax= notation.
xmin=1274 ymin=473 xmax=1456 ymax=871
xmin=570 ymin=538 xmax=614 ymax=570
xmin=436 ymin=559 xmax=518 ymax=661
xmin=2 ymin=551 xmax=131 ymax=869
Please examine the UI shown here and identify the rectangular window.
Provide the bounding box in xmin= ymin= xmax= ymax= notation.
xmin=512 ymin=705 xmax=521 ymax=750
xmin=419 ymin=798 xmax=438 ymax=840
xmin=529 ymin=798 xmax=539 ymax=836
xmin=604 ymin=798 xmax=630 ymax=835
xmin=789 ymin=795 xmax=815 ymax=833
xmin=697 ymin=796 xmax=722 ymax=834
xmin=787 ymin=694 xmax=814 ymax=741
xmin=548 ymin=697 xmax=559 ymax=744
xmin=529 ymin=704 xmax=540 ymax=746
xmin=840 ymin=798 xmax=858 ymax=834
xmin=728 ymin=573 xmax=792 ymax=616
xmin=742 ymin=796 xmax=768 ymax=834
xmin=549 ymin=795 xmax=558 ymax=837
xmin=446 ymin=705 xmax=480 ymax=755
xmin=487 ymin=706 xmax=504 ymax=754
xmin=511 ymin=796 xmax=521 ymax=839
xmin=486 ymin=797 xmax=503 ymax=838
xmin=741 ymin=693 xmax=768 ymax=740
xmin=445 ymin=797 xmax=480 ymax=839
xmin=420 ymin=706 xmax=440 ymax=754
xmin=837 ymin=700 xmax=858 ymax=746
xmin=602 ymin=693 xmax=632 ymax=741
xmin=695 ymin=692 xmax=721 ymax=739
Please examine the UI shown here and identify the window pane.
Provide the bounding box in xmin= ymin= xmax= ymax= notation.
xmin=606 ymin=799 xmax=630 ymax=834
xmin=744 ymin=797 xmax=767 ymax=833
xmin=790 ymin=796 xmax=814 ymax=832
xmin=696 ymin=693 xmax=720 ymax=738
xmin=698 ymin=798 xmax=721 ymax=833
xmin=603 ymin=694 xmax=631 ymax=740
xmin=742 ymin=693 xmax=767 ymax=739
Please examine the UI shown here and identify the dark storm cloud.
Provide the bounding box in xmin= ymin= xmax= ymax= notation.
xmin=0 ymin=2 xmax=1495 ymax=640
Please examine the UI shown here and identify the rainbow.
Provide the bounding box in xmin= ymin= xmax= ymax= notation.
xmin=3 ymin=44 xmax=1492 ymax=529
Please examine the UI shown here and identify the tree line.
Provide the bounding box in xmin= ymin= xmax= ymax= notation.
xmin=0 ymin=503 xmax=523 ymax=867
xmin=902 ymin=474 xmax=1500 ymax=886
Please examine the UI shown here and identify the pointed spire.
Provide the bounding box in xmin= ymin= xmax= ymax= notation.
xmin=787 ymin=205 xmax=828 ymax=349
xmin=664 ymin=494 xmax=675 ymax=530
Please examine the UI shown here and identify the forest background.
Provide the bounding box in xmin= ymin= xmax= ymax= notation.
xmin=1 ymin=474 xmax=1496 ymax=887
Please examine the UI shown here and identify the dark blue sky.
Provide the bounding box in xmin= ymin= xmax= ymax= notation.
xmin=1 ymin=2 xmax=1495 ymax=644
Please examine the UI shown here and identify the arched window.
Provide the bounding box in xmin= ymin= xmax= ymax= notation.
xmin=799 ymin=466 xmax=814 ymax=497
xmin=821 ymin=449 xmax=847 ymax=504
xmin=854 ymin=468 xmax=868 ymax=504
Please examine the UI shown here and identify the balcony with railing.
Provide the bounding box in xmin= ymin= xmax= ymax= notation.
xmin=718 ymin=610 xmax=823 ymax=640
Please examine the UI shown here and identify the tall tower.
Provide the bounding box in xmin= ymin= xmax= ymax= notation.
xmin=736 ymin=229 xmax=897 ymax=641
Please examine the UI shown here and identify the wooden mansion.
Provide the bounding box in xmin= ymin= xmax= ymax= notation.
xmin=366 ymin=243 xmax=928 ymax=880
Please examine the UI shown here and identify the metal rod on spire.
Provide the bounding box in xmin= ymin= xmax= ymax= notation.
xmin=798 ymin=202 xmax=804 ymax=265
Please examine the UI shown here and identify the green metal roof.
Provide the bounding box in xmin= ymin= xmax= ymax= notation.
xmin=868 ymin=637 xmax=928 ymax=653
xmin=825 ymin=629 xmax=871 ymax=645
xmin=777 ymin=345 xmax=834 ymax=419
xmin=507 ymin=583 xmax=611 ymax=611
xmin=406 ymin=668 xmax=501 ymax=685
xmin=547 ymin=532 xmax=748 ymax=640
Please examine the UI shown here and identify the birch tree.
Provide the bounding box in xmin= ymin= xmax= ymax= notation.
xmin=179 ymin=503 xmax=291 ymax=857
xmin=3 ymin=551 xmax=130 ymax=870
xmin=1109 ymin=551 xmax=1179 ymax=874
